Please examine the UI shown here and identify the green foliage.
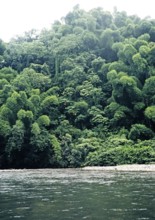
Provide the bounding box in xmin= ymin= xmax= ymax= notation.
xmin=31 ymin=122 xmax=41 ymax=136
xmin=41 ymin=95 xmax=59 ymax=107
xmin=0 ymin=119 xmax=11 ymax=136
xmin=13 ymin=68 xmax=51 ymax=93
xmin=86 ymin=145 xmax=155 ymax=166
xmin=37 ymin=115 xmax=50 ymax=127
xmin=17 ymin=109 xmax=33 ymax=121
xmin=145 ymin=106 xmax=155 ymax=122
xmin=1 ymin=7 xmax=155 ymax=168
xmin=6 ymin=120 xmax=25 ymax=163
xmin=50 ymin=134 xmax=62 ymax=163
xmin=128 ymin=124 xmax=154 ymax=141
xmin=143 ymin=76 xmax=155 ymax=104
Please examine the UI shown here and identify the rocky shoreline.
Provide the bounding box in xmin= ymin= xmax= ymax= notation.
xmin=82 ymin=164 xmax=155 ymax=171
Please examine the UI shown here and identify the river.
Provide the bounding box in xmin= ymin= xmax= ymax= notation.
xmin=0 ymin=169 xmax=155 ymax=219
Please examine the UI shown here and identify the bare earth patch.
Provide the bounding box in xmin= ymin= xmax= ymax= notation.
xmin=82 ymin=164 xmax=155 ymax=171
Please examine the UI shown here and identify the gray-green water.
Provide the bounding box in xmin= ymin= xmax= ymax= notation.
xmin=0 ymin=169 xmax=155 ymax=220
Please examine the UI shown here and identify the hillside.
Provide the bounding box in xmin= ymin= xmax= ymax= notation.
xmin=0 ymin=6 xmax=155 ymax=168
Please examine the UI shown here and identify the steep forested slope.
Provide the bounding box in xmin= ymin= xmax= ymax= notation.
xmin=0 ymin=6 xmax=155 ymax=168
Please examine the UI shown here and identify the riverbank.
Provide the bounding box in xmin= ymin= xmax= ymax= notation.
xmin=1 ymin=164 xmax=155 ymax=171
xmin=82 ymin=164 xmax=155 ymax=171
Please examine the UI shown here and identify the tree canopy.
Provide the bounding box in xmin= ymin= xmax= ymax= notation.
xmin=0 ymin=6 xmax=155 ymax=168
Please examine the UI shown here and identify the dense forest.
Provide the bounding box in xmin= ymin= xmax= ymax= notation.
xmin=0 ymin=5 xmax=155 ymax=168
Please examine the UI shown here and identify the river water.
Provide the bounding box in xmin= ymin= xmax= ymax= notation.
xmin=0 ymin=169 xmax=155 ymax=220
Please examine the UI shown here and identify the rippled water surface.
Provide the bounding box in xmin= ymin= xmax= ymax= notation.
xmin=0 ymin=169 xmax=155 ymax=220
